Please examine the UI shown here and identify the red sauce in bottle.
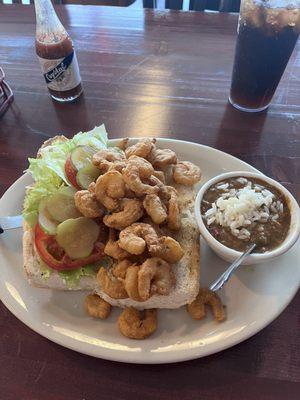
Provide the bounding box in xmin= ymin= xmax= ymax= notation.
xmin=34 ymin=0 xmax=83 ymax=102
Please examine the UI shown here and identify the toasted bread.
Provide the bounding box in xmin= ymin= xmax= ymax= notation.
xmin=95 ymin=185 xmax=200 ymax=309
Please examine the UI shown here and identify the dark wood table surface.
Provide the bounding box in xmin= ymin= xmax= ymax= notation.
xmin=0 ymin=4 xmax=299 ymax=399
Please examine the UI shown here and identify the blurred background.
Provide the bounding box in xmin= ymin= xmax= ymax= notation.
xmin=1 ymin=0 xmax=241 ymax=12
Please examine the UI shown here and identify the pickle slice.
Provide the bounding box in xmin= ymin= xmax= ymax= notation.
xmin=70 ymin=145 xmax=95 ymax=171
xmin=38 ymin=199 xmax=59 ymax=235
xmin=56 ymin=217 xmax=100 ymax=259
xmin=76 ymin=164 xmax=101 ymax=189
xmin=47 ymin=186 xmax=81 ymax=222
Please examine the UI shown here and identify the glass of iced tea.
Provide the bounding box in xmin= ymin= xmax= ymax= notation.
xmin=229 ymin=0 xmax=300 ymax=112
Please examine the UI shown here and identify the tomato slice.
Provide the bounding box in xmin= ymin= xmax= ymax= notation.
xmin=65 ymin=154 xmax=81 ymax=190
xmin=34 ymin=224 xmax=105 ymax=271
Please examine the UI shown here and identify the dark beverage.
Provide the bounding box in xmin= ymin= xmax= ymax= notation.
xmin=229 ymin=0 xmax=300 ymax=112
xmin=34 ymin=0 xmax=83 ymax=102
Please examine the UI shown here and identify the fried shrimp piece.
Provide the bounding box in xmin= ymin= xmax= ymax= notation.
xmin=103 ymin=198 xmax=144 ymax=230
xmin=97 ymin=267 xmax=128 ymax=299
xmin=74 ymin=190 xmax=104 ymax=218
xmin=153 ymin=170 xmax=165 ymax=184
xmin=150 ymin=236 xmax=184 ymax=264
xmin=108 ymin=160 xmax=127 ymax=173
xmin=117 ymin=138 xmax=129 ymax=151
xmin=92 ymin=148 xmax=125 ymax=173
xmin=104 ymin=229 xmax=131 ymax=260
xmin=88 ymin=182 xmax=96 ymax=193
xmin=118 ymin=307 xmax=157 ymax=339
xmin=119 ymin=223 xmax=160 ymax=255
xmin=85 ymin=294 xmax=111 ymax=319
xmin=127 ymin=155 xmax=154 ymax=178
xmin=146 ymin=175 xmax=170 ymax=200
xmin=124 ymin=265 xmax=143 ymax=301
xmin=166 ymin=187 xmax=181 ymax=231
xmin=112 ymin=259 xmax=132 ymax=279
xmin=122 ymin=156 xmax=159 ymax=196
xmin=95 ymin=170 xmax=125 ymax=211
xmin=138 ymin=258 xmax=175 ymax=301
xmin=187 ymin=288 xmax=226 ymax=322
xmin=173 ymin=161 xmax=202 ymax=186
xmin=125 ymin=138 xmax=156 ymax=159
xmin=143 ymin=194 xmax=167 ymax=225
xmin=148 ymin=148 xmax=177 ymax=170
xmin=124 ymin=185 xmax=136 ymax=199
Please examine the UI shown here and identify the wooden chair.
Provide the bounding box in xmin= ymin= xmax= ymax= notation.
xmin=143 ymin=0 xmax=240 ymax=11
xmin=1 ymin=0 xmax=240 ymax=11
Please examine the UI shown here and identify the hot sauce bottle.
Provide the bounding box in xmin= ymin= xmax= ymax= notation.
xmin=34 ymin=0 xmax=83 ymax=102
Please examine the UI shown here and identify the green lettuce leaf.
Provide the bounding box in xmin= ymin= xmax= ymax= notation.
xmin=58 ymin=264 xmax=99 ymax=288
xmin=30 ymin=125 xmax=108 ymax=183
xmin=22 ymin=125 xmax=108 ymax=226
xmin=23 ymin=180 xmax=63 ymax=226
xmin=39 ymin=257 xmax=112 ymax=287
xmin=58 ymin=257 xmax=112 ymax=288
xmin=39 ymin=260 xmax=52 ymax=280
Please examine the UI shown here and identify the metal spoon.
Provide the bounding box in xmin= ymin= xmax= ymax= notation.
xmin=209 ymin=243 xmax=257 ymax=292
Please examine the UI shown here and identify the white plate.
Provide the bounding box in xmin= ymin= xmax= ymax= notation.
xmin=0 ymin=139 xmax=299 ymax=364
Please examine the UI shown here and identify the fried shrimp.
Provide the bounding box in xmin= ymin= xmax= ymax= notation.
xmin=148 ymin=148 xmax=177 ymax=170
xmin=104 ymin=229 xmax=131 ymax=260
xmin=146 ymin=175 xmax=170 ymax=200
xmin=97 ymin=267 xmax=128 ymax=299
xmin=85 ymin=294 xmax=111 ymax=319
xmin=103 ymin=198 xmax=144 ymax=230
xmin=166 ymin=187 xmax=181 ymax=231
xmin=119 ymin=223 xmax=160 ymax=255
xmin=88 ymin=182 xmax=96 ymax=193
xmin=112 ymin=259 xmax=132 ymax=279
xmin=117 ymin=138 xmax=129 ymax=151
xmin=143 ymin=194 xmax=167 ymax=225
xmin=125 ymin=138 xmax=156 ymax=159
xmin=187 ymin=288 xmax=226 ymax=322
xmin=92 ymin=148 xmax=125 ymax=173
xmin=153 ymin=170 xmax=165 ymax=184
xmin=150 ymin=236 xmax=184 ymax=264
xmin=95 ymin=170 xmax=125 ymax=211
xmin=138 ymin=258 xmax=175 ymax=301
xmin=118 ymin=307 xmax=157 ymax=339
xmin=122 ymin=156 xmax=159 ymax=196
xmin=173 ymin=161 xmax=202 ymax=186
xmin=74 ymin=190 xmax=104 ymax=218
xmin=108 ymin=160 xmax=127 ymax=173
xmin=124 ymin=265 xmax=143 ymax=301
xmin=124 ymin=185 xmax=136 ymax=199
xmin=127 ymin=155 xmax=154 ymax=177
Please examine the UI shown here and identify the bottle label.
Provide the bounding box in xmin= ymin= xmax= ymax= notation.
xmin=38 ymin=51 xmax=81 ymax=92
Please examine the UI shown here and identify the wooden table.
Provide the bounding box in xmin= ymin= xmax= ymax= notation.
xmin=0 ymin=4 xmax=299 ymax=399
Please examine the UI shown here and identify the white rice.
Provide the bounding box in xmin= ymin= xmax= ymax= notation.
xmin=236 ymin=177 xmax=248 ymax=184
xmin=203 ymin=180 xmax=284 ymax=240
xmin=216 ymin=183 xmax=229 ymax=190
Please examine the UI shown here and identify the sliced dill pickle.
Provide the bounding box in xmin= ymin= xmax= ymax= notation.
xmin=70 ymin=145 xmax=95 ymax=170
xmin=47 ymin=187 xmax=81 ymax=222
xmin=56 ymin=217 xmax=100 ymax=259
xmin=76 ymin=164 xmax=101 ymax=189
xmin=38 ymin=199 xmax=59 ymax=235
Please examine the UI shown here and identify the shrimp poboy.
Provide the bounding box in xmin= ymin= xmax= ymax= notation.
xmin=23 ymin=128 xmax=202 ymax=338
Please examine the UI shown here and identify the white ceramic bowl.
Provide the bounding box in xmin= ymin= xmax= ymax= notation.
xmin=195 ymin=171 xmax=300 ymax=265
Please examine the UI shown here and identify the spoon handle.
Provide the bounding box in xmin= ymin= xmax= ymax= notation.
xmin=209 ymin=243 xmax=256 ymax=292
